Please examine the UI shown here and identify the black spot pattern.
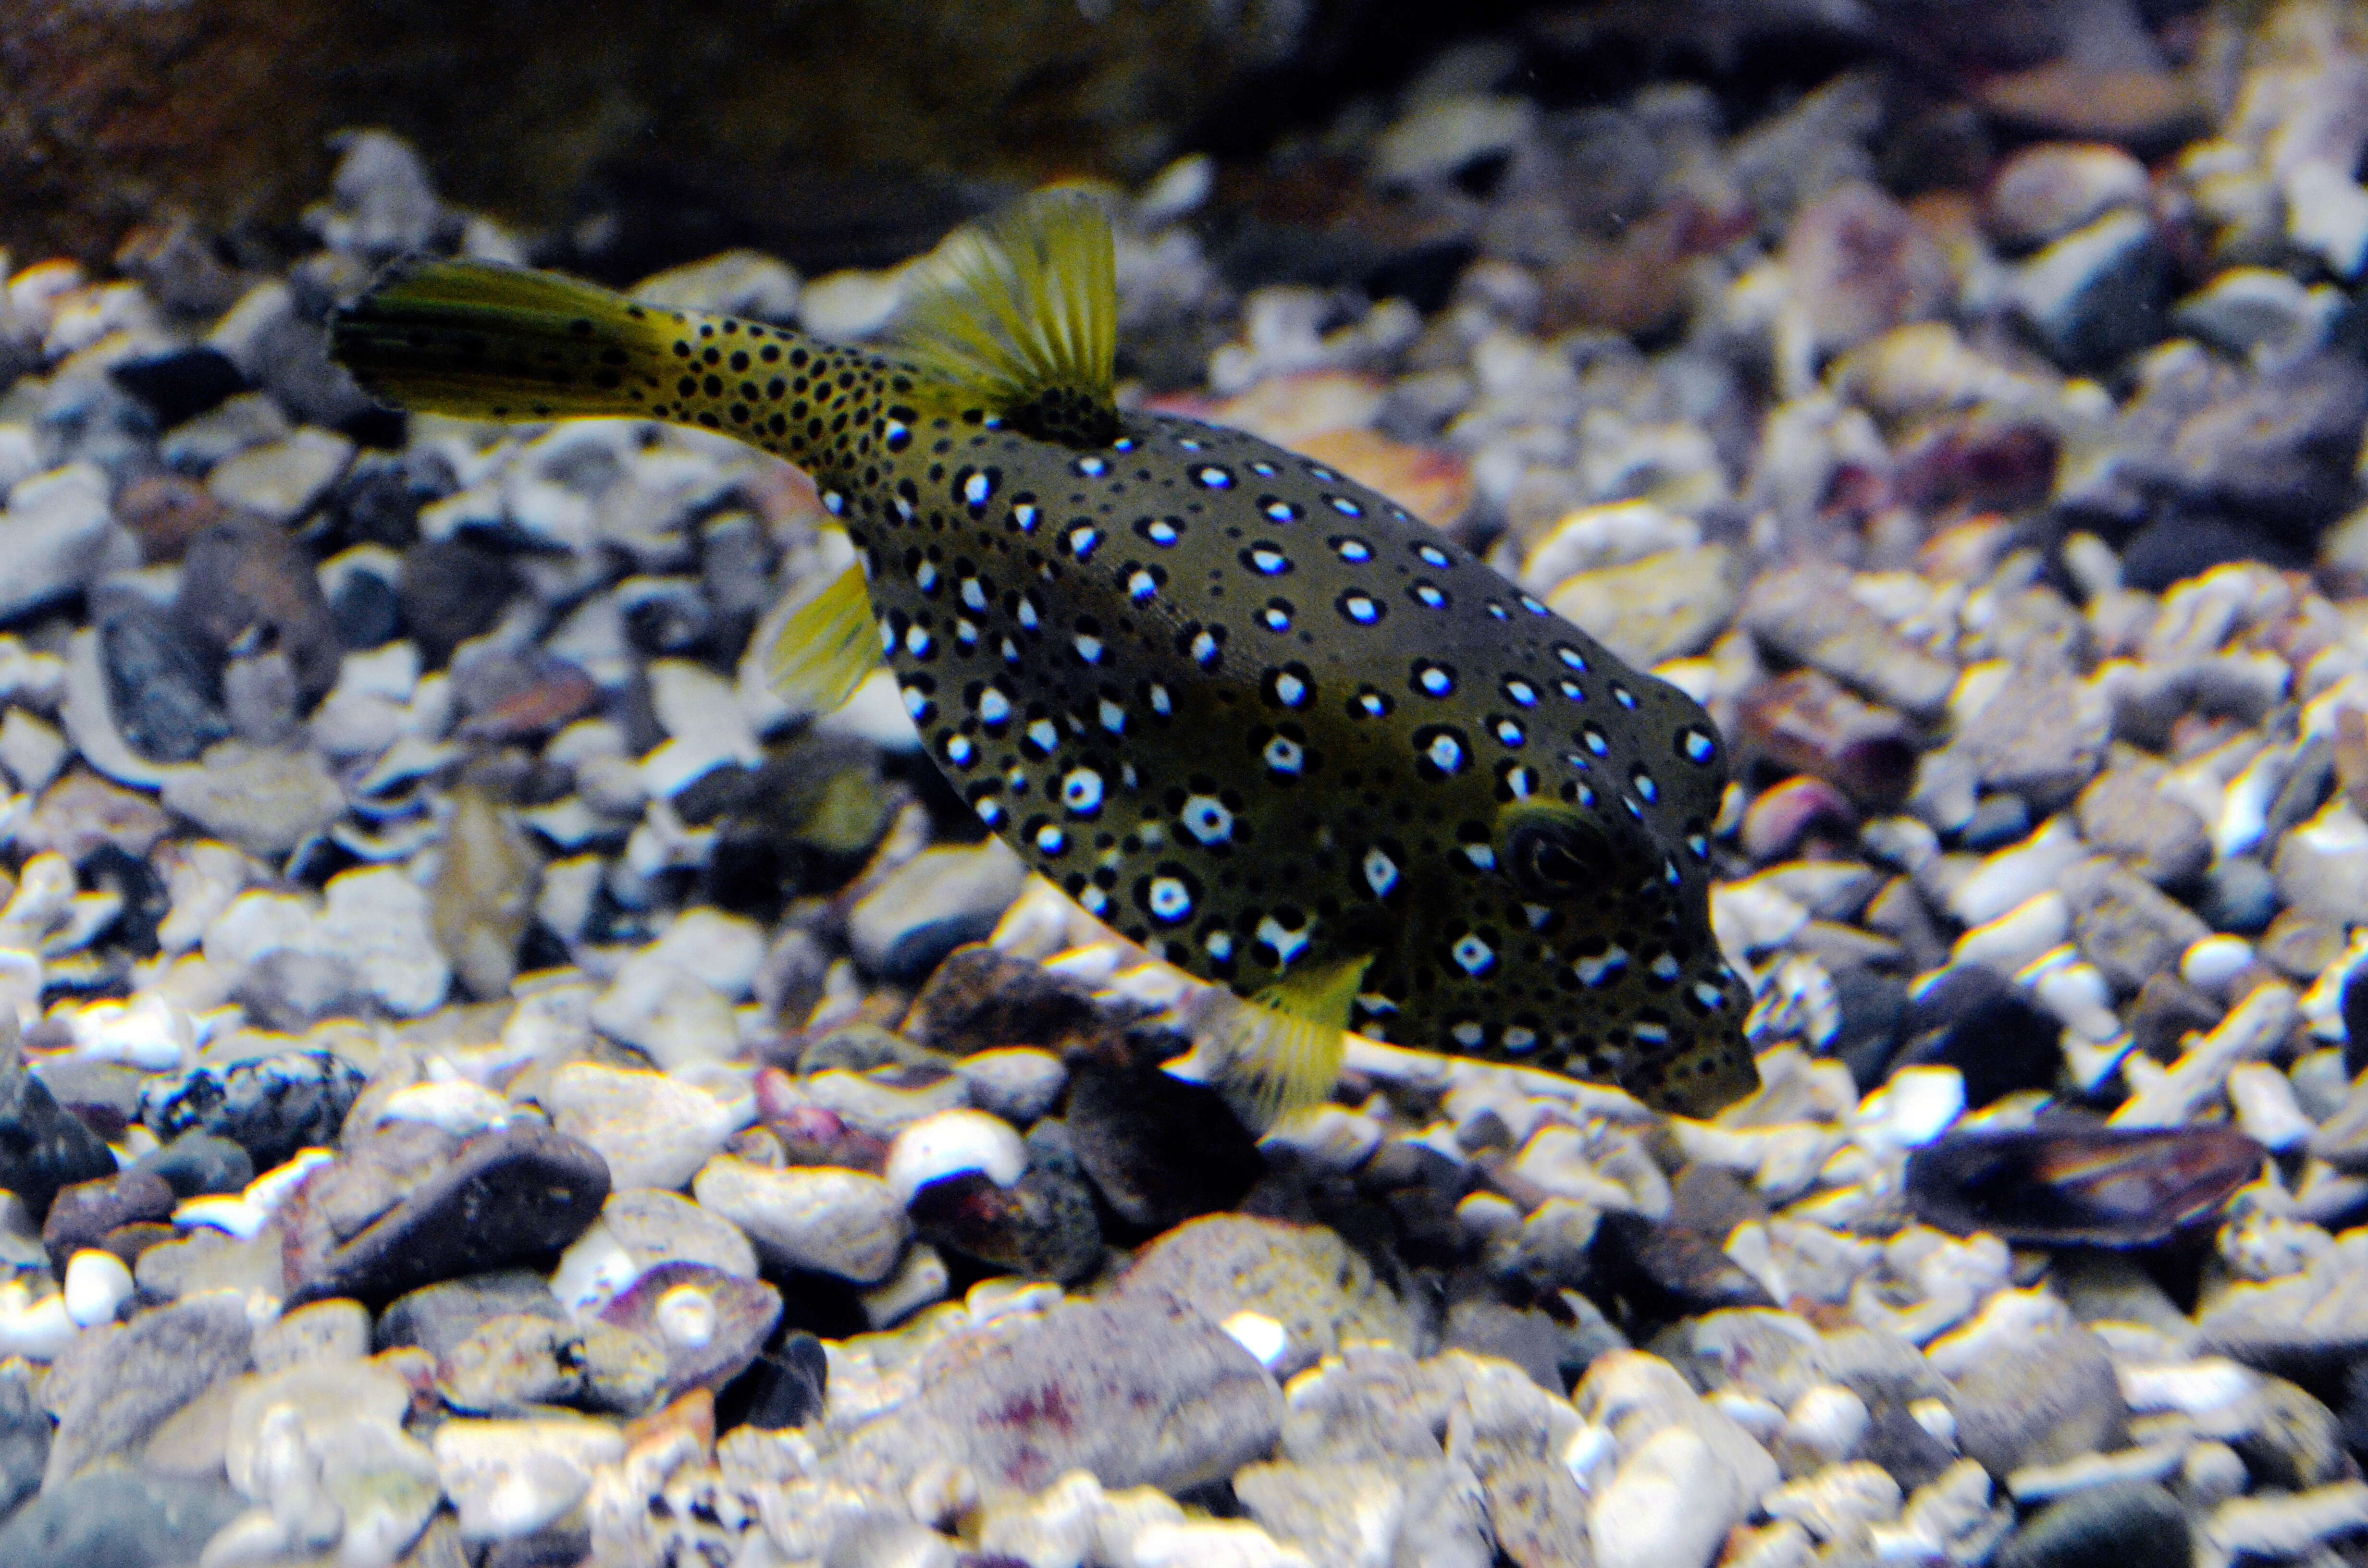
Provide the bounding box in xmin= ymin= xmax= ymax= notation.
xmin=665 ymin=350 xmax=1753 ymax=1113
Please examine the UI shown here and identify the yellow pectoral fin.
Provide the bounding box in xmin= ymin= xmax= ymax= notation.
xmin=1215 ymin=953 xmax=1373 ymax=1132
xmin=765 ymin=559 xmax=882 ymax=716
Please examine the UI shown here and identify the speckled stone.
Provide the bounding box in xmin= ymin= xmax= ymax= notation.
xmin=1120 ymin=1214 xmax=1415 ymax=1380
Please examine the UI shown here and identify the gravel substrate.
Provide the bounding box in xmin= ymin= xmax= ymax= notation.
xmin=10 ymin=5 xmax=2368 ymax=1568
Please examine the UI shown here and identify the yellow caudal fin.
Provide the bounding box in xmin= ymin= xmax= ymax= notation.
xmin=765 ymin=560 xmax=882 ymax=716
xmin=330 ymin=259 xmax=678 ymax=422
xmin=1213 ymin=953 xmax=1373 ymax=1132
xmin=890 ymin=189 xmax=1121 ymax=446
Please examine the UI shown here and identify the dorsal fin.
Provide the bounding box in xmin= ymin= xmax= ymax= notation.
xmin=889 ymin=190 xmax=1121 ymax=447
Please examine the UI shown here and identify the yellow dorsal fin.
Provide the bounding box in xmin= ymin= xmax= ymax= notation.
xmin=764 ymin=559 xmax=881 ymax=716
xmin=889 ymin=190 xmax=1121 ymax=447
xmin=1213 ymin=953 xmax=1373 ymax=1133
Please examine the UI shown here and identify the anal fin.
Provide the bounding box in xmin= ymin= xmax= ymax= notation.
xmin=765 ymin=560 xmax=881 ymax=716
xmin=1213 ymin=953 xmax=1373 ymax=1132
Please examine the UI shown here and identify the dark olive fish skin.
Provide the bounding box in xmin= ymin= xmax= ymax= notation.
xmin=826 ymin=408 xmax=1754 ymax=1114
xmin=329 ymin=234 xmax=1758 ymax=1116
xmin=1906 ymin=1122 xmax=2264 ymax=1247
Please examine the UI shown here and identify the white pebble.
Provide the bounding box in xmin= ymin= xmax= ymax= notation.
xmin=883 ymin=1109 xmax=1028 ymax=1205
xmin=0 ymin=1278 xmax=77 ymax=1360
xmin=2229 ymin=1063 xmax=2315 ymax=1151
xmin=1781 ymin=1384 xmax=1872 ymax=1463
xmin=654 ymin=1284 xmax=717 ymax=1350
xmin=1591 ymin=1426 xmax=1734 ymax=1568
xmin=62 ymin=1249 xmax=131 ymax=1328
xmin=1220 ymin=1310 xmax=1290 ymax=1371
xmin=2183 ymin=934 xmax=2257 ymax=995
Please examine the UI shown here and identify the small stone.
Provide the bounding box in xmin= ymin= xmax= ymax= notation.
xmin=1996 ymin=1480 xmax=2188 ymax=1568
xmin=691 ymin=1156 xmax=909 ymax=1283
xmin=2075 ymin=757 xmax=2211 ymax=886
xmin=42 ymin=1169 xmax=175 ymax=1271
xmin=0 ymin=1469 xmax=246 ymax=1568
xmin=2274 ymin=798 xmax=2368 ymax=925
xmin=1542 ymin=545 xmax=1739 ymax=668
xmin=900 ymin=945 xmax=1103 ymax=1055
xmin=281 ymin=1120 xmax=609 ymax=1307
xmin=0 ymin=465 xmax=117 ymax=625
xmin=0 ymin=1048 xmax=118 ymax=1222
xmin=174 ymin=511 xmax=344 ymax=705
xmin=1741 ymin=776 xmax=1860 ymax=863
xmin=43 ymin=1291 xmax=251 ymax=1486
xmin=1064 ymin=1061 xmax=1265 ymax=1232
xmin=438 ymin=1312 xmax=666 ymax=1416
xmin=0 ymin=1366 xmax=47 ymax=1521
xmin=108 ymin=344 xmax=247 ymax=428
xmin=2059 ymin=858 xmax=2212 ymax=995
xmin=204 ymin=428 xmax=354 ymax=524
xmin=398 ymin=539 xmax=519 ymax=668
xmin=738 ymin=1329 xmax=828 ymax=1431
xmin=158 ymin=740 xmax=345 ymax=858
xmin=253 ymin=1298 xmax=371 ymax=1372
xmin=1740 ymin=564 xmax=1957 ymax=719
xmin=1946 ymin=1320 xmax=2128 ymax=1477
xmin=1784 ymin=182 xmax=1952 ymax=355
xmin=2011 ymin=209 xmax=2171 ymax=371
xmin=631 ymin=250 xmax=802 ymax=318
xmin=541 ymin=1063 xmax=748 ymax=1192
xmin=910 ymin=1149 xmax=1103 ymax=1286
xmin=377 ymin=1271 xmax=566 ymax=1360
xmin=115 ymin=473 xmax=223 ymax=564
xmin=433 ymin=1415 xmax=625 ymax=1542
xmin=1591 ymin=1425 xmax=1733 ymax=1568
xmin=140 ymin=1051 xmax=365 ymax=1171
xmin=850 ymin=843 xmax=1030 ymax=981
xmin=1121 ymin=1215 xmax=1414 ymax=1380
xmin=602 ymin=1188 xmax=759 ymax=1279
xmin=588 ymin=953 xmax=738 ymax=1072
xmin=1735 ymin=670 xmax=1922 ymax=808
xmin=832 ymin=1290 xmax=1283 ymax=1499
xmin=598 ymin=1261 xmax=781 ymax=1401
xmin=58 ymin=1249 xmax=129 ymax=1328
xmin=429 ymin=784 xmax=543 ymax=1001
xmin=1986 ymin=144 xmax=2151 ymax=249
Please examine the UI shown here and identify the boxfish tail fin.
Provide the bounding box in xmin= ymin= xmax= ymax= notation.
xmin=330 ymin=259 xmax=680 ymax=422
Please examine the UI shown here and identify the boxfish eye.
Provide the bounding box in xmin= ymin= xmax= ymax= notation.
xmin=1505 ymin=814 xmax=1609 ymax=897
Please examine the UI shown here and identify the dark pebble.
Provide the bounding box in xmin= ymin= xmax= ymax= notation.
xmin=1906 ymin=1121 xmax=2263 ymax=1246
xmin=0 ymin=1050 xmax=120 ymax=1223
xmin=108 ymin=345 xmax=247 ymax=427
xmin=2119 ymin=512 xmax=2297 ymax=595
xmin=2343 ymin=968 xmax=2368 ymax=1079
xmin=329 ymin=566 xmax=404 ymax=649
xmin=1829 ymin=966 xmax=1911 ymax=1090
xmin=320 ymin=455 xmax=428 ymax=551
xmin=1599 ymin=1164 xmax=1777 ymax=1315
xmin=81 ymin=845 xmax=169 ymax=959
xmin=1960 ymin=792 xmax=2033 ymax=849
xmin=1441 ymin=1297 xmax=1567 ymax=1392
xmin=1063 ymin=1060 xmax=1263 ymax=1234
xmin=281 ymin=1120 xmax=609 ymax=1307
xmin=0 ymin=1470 xmax=247 ymax=1568
xmin=1891 ymin=965 xmax=2061 ymax=1107
xmin=1995 ymin=1480 xmax=2189 ymax=1568
xmin=2198 ymin=855 xmax=2279 ymax=934
xmin=130 ymin=1132 xmax=255 ymax=1200
xmin=175 ymin=512 xmax=345 ymax=707
xmin=2129 ymin=973 xmax=2224 ymax=1065
xmin=97 ymin=604 xmax=230 ymax=766
xmin=900 ymin=944 xmax=1105 ymax=1055
xmin=732 ymin=1328 xmax=828 ymax=1432
xmin=400 ymin=538 xmax=520 ymax=667
xmin=910 ymin=1162 xmax=1104 ymax=1286
xmin=41 ymin=1169 xmax=175 ymax=1274
xmin=140 ymin=1050 xmax=367 ymax=1171
xmin=377 ymin=1269 xmax=567 ymax=1359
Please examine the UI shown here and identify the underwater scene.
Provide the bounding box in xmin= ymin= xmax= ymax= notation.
xmin=9 ymin=0 xmax=2368 ymax=1564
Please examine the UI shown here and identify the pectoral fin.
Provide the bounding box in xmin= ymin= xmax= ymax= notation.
xmin=765 ymin=559 xmax=881 ymax=716
xmin=1214 ymin=953 xmax=1373 ymax=1132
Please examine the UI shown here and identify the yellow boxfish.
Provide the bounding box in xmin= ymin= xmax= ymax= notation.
xmin=330 ymin=193 xmax=1759 ymax=1121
